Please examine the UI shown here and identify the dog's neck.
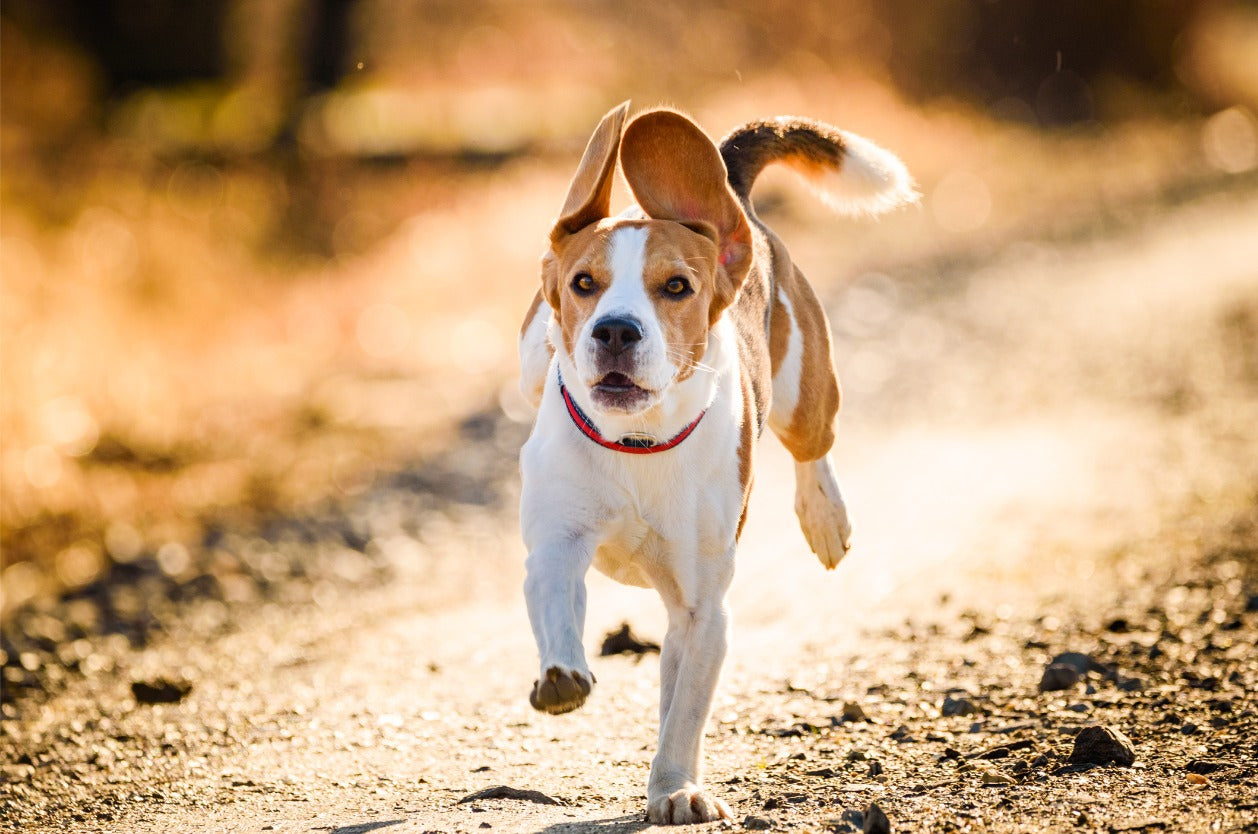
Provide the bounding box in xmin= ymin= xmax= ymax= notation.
xmin=554 ymin=318 xmax=733 ymax=449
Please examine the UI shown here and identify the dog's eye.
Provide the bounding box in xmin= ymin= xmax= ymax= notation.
xmin=571 ymin=273 xmax=596 ymax=295
xmin=664 ymin=277 xmax=692 ymax=297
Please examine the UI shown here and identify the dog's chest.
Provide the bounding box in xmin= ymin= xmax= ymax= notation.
xmin=579 ymin=456 xmax=675 ymax=587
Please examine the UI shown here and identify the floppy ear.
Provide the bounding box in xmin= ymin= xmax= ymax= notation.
xmin=543 ymin=101 xmax=630 ymax=310
xmin=551 ymin=100 xmax=631 ymax=243
xmin=619 ymin=109 xmax=753 ymax=320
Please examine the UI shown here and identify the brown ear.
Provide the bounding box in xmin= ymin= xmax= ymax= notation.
xmin=550 ymin=101 xmax=631 ymax=244
xmin=619 ymin=109 xmax=753 ymax=318
xmin=540 ymin=250 xmax=561 ymax=311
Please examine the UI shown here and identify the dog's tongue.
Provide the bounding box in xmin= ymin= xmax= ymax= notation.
xmin=599 ymin=372 xmax=634 ymax=388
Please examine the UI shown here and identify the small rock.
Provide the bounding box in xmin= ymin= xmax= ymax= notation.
xmin=941 ymin=695 xmax=978 ymax=717
xmin=1050 ymin=652 xmax=1101 ymax=674
xmin=1180 ymin=722 xmax=1199 ymax=735
xmin=1186 ymin=773 xmax=1208 ymax=785
xmin=1068 ymin=725 xmax=1136 ymax=766
xmin=846 ymin=749 xmax=868 ymax=762
xmin=743 ymin=815 xmax=772 ymax=830
xmin=598 ymin=623 xmax=660 ymax=656
xmin=889 ymin=724 xmax=914 ymax=742
xmin=868 ymin=759 xmax=884 ymax=777
xmin=842 ymin=701 xmax=870 ymax=722
xmin=130 ymin=677 xmax=192 ymax=705
xmin=823 ymin=810 xmax=864 ymax=833
xmin=1185 ymin=758 xmax=1227 ymax=774
xmin=1039 ymin=663 xmax=1081 ymax=692
xmin=1116 ymin=676 xmax=1145 ymax=692
xmin=457 ymin=785 xmax=565 ymax=806
xmin=862 ymin=801 xmax=890 ymax=834
xmin=980 ymin=767 xmax=1017 ymax=786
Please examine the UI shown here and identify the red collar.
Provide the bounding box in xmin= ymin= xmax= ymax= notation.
xmin=559 ymin=374 xmax=706 ymax=455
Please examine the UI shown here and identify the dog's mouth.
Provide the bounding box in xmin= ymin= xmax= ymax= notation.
xmin=590 ymin=372 xmax=653 ymax=411
xmin=595 ymin=372 xmax=638 ymax=392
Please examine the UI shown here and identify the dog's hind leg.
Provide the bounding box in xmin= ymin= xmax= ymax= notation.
xmin=793 ymin=456 xmax=852 ymax=569
xmin=767 ymin=266 xmax=853 ymax=568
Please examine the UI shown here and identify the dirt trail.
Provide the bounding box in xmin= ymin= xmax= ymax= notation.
xmin=3 ymin=190 xmax=1257 ymax=833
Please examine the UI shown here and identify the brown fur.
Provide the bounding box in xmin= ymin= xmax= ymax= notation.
xmin=620 ymin=110 xmax=753 ymax=327
xmin=720 ymin=123 xmax=846 ymax=464
xmin=525 ymin=104 xmax=848 ymax=473
xmin=719 ymin=118 xmax=847 ymax=202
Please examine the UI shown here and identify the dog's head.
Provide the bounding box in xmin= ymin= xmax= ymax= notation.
xmin=541 ymin=103 xmax=752 ymax=416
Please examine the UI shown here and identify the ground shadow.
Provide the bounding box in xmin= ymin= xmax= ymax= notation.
xmin=325 ymin=821 xmax=406 ymax=834
xmin=534 ymin=813 xmax=651 ymax=834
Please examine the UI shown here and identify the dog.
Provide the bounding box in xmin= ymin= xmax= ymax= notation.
xmin=518 ymin=102 xmax=914 ymax=824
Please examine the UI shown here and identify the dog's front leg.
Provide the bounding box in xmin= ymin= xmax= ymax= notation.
xmin=647 ymin=590 xmax=733 ymax=824
xmin=523 ymin=537 xmax=595 ymax=714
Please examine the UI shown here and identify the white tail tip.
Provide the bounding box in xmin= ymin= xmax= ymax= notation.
xmin=797 ymin=130 xmax=919 ymax=217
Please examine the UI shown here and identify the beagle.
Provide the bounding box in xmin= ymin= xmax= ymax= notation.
xmin=517 ymin=102 xmax=914 ymax=824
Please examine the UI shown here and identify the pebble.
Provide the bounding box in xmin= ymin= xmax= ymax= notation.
xmin=863 ymin=801 xmax=891 ymax=834
xmin=1068 ymin=725 xmax=1136 ymax=766
xmin=130 ymin=677 xmax=192 ymax=705
xmin=979 ymin=766 xmax=1017 ymax=785
xmin=842 ymin=701 xmax=870 ymax=722
xmin=1185 ymin=758 xmax=1226 ymax=774
xmin=457 ymin=785 xmax=564 ymax=806
xmin=1039 ymin=663 xmax=1082 ymax=691
xmin=598 ymin=623 xmax=659 ymax=656
xmin=1050 ymin=652 xmax=1099 ymax=674
xmin=941 ymin=695 xmax=978 ymax=717
xmin=743 ymin=815 xmax=772 ymax=830
xmin=823 ymin=810 xmax=864 ymax=833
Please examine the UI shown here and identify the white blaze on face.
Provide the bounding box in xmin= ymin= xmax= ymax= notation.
xmin=577 ymin=224 xmax=673 ymax=391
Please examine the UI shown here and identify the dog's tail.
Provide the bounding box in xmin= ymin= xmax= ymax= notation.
xmin=719 ymin=118 xmax=917 ymax=217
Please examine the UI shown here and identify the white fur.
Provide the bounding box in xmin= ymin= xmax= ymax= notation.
xmin=572 ymin=225 xmax=673 ymax=398
xmin=794 ymin=456 xmax=853 ymax=567
xmin=768 ymin=287 xmax=803 ymax=433
xmin=796 ymin=127 xmax=919 ymax=216
xmin=520 ymin=114 xmax=880 ymax=822
xmin=521 ymin=309 xmax=741 ymax=821
xmin=519 ymin=302 xmax=552 ymax=408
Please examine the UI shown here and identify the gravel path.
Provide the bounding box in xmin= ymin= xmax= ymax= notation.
xmin=3 ymin=189 xmax=1257 ymax=833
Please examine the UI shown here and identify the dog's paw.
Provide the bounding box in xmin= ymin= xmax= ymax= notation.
xmin=647 ymin=785 xmax=732 ymax=825
xmin=794 ymin=459 xmax=853 ymax=570
xmin=529 ymin=666 xmax=593 ymax=715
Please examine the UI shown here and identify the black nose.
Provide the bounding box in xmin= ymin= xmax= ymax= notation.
xmin=591 ymin=316 xmax=643 ymax=356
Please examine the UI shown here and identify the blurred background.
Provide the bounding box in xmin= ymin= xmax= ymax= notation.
xmin=2 ymin=0 xmax=1257 ymax=663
